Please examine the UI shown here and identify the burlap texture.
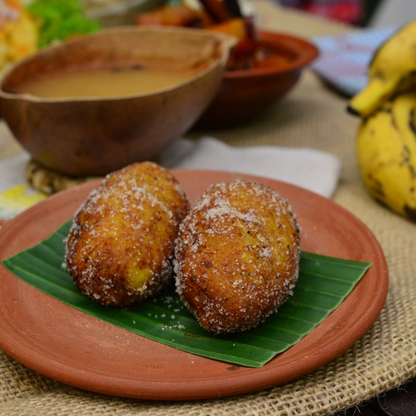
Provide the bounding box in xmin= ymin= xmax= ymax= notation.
xmin=1 ymin=5 xmax=415 ymax=415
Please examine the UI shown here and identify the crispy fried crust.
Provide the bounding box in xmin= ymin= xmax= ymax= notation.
xmin=65 ymin=162 xmax=189 ymax=307
xmin=174 ymin=180 xmax=301 ymax=334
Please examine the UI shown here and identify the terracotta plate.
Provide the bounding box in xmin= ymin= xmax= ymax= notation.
xmin=0 ymin=170 xmax=388 ymax=401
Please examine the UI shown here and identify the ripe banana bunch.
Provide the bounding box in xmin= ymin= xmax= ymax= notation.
xmin=348 ymin=21 xmax=416 ymax=221
xmin=349 ymin=21 xmax=416 ymax=117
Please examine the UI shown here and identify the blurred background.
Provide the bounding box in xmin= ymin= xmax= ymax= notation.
xmin=274 ymin=0 xmax=414 ymax=27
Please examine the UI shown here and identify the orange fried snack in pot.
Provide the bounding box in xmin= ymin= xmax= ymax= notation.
xmin=137 ymin=3 xmax=213 ymax=28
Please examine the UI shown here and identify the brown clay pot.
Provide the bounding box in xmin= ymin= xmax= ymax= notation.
xmin=195 ymin=30 xmax=319 ymax=129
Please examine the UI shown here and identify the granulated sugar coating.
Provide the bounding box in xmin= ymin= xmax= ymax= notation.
xmin=65 ymin=162 xmax=189 ymax=308
xmin=174 ymin=180 xmax=301 ymax=334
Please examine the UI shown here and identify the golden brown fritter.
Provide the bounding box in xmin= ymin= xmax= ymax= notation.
xmin=175 ymin=180 xmax=301 ymax=334
xmin=65 ymin=162 xmax=189 ymax=308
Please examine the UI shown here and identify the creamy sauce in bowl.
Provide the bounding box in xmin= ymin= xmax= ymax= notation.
xmin=12 ymin=65 xmax=193 ymax=99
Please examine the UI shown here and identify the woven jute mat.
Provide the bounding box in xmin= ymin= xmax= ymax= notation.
xmin=1 ymin=68 xmax=415 ymax=415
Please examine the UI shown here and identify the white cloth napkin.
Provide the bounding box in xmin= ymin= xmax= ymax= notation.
xmin=0 ymin=137 xmax=342 ymax=219
xmin=160 ymin=137 xmax=342 ymax=198
xmin=0 ymin=154 xmax=31 ymax=193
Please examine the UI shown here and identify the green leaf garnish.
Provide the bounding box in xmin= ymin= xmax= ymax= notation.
xmin=2 ymin=221 xmax=371 ymax=367
xmin=28 ymin=0 xmax=101 ymax=48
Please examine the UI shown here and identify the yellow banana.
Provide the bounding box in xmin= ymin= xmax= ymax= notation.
xmin=357 ymin=93 xmax=416 ymax=220
xmin=348 ymin=20 xmax=416 ymax=117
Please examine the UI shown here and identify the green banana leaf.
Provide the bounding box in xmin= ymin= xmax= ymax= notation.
xmin=2 ymin=221 xmax=371 ymax=367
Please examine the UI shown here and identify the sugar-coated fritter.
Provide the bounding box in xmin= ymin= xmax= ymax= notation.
xmin=174 ymin=180 xmax=301 ymax=334
xmin=65 ymin=162 xmax=189 ymax=308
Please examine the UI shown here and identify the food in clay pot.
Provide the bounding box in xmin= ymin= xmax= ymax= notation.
xmin=136 ymin=0 xmax=318 ymax=128
xmin=65 ymin=162 xmax=189 ymax=308
xmin=174 ymin=180 xmax=301 ymax=334
xmin=136 ymin=0 xmax=290 ymax=73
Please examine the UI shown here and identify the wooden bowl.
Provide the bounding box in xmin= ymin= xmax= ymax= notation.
xmin=0 ymin=27 xmax=235 ymax=176
xmin=195 ymin=30 xmax=319 ymax=129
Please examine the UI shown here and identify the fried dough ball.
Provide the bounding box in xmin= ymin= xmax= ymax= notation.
xmin=65 ymin=162 xmax=189 ymax=308
xmin=175 ymin=180 xmax=301 ymax=334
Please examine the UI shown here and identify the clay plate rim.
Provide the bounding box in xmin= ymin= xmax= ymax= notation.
xmin=0 ymin=170 xmax=388 ymax=401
